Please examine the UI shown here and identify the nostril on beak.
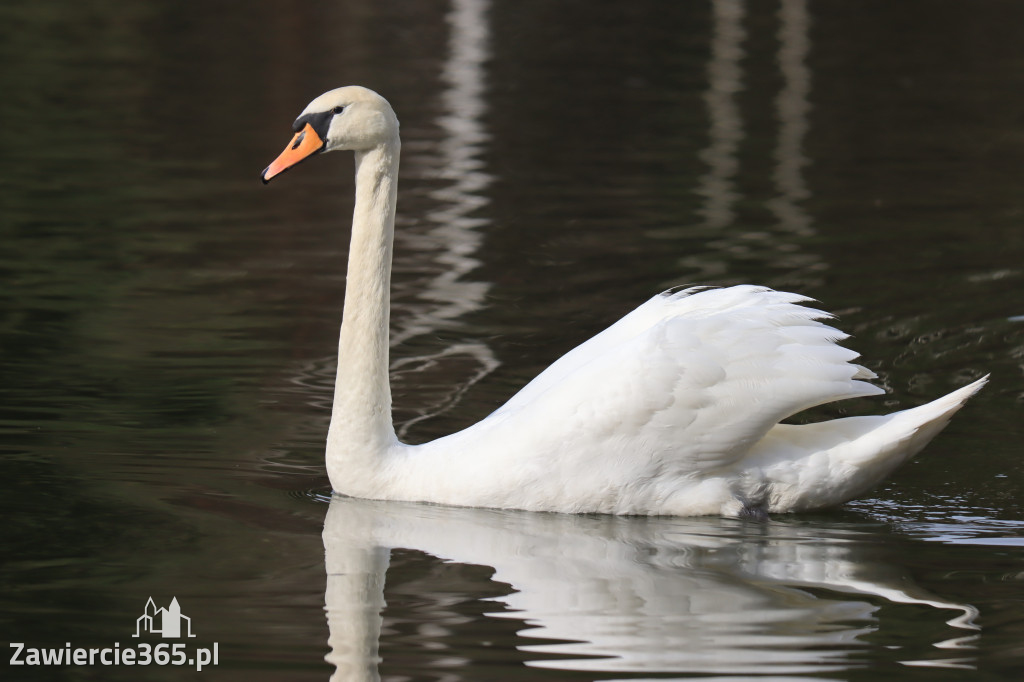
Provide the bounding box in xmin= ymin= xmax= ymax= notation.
xmin=291 ymin=130 xmax=306 ymax=150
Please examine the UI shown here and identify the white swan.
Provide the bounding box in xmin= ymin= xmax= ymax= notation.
xmin=261 ymin=86 xmax=986 ymax=517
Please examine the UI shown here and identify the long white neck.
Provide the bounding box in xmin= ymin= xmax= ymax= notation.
xmin=327 ymin=138 xmax=401 ymax=490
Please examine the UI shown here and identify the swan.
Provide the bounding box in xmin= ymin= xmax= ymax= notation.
xmin=261 ymin=85 xmax=986 ymax=517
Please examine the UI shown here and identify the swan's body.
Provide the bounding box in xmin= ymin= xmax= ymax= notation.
xmin=262 ymin=86 xmax=985 ymax=517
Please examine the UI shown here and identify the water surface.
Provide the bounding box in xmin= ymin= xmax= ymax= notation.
xmin=2 ymin=0 xmax=1023 ymax=680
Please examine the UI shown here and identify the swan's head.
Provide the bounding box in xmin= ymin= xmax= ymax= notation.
xmin=261 ymin=86 xmax=398 ymax=184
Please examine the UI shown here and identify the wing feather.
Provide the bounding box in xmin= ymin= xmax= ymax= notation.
xmin=490 ymin=286 xmax=883 ymax=476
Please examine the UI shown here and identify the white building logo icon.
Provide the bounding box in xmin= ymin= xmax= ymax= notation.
xmin=132 ymin=597 xmax=196 ymax=638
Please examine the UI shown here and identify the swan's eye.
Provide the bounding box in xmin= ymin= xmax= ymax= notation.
xmin=332 ymin=106 xmax=345 ymax=115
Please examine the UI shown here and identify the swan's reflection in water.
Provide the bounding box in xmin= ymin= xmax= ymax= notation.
xmin=322 ymin=496 xmax=978 ymax=680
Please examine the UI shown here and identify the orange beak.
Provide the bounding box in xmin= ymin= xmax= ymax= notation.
xmin=261 ymin=123 xmax=326 ymax=184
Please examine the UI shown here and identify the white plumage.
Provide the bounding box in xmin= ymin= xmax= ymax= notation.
xmin=262 ymin=86 xmax=985 ymax=517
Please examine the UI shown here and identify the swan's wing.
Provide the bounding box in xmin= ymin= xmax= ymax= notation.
xmin=493 ymin=285 xmax=883 ymax=475
xmin=490 ymin=286 xmax=709 ymax=418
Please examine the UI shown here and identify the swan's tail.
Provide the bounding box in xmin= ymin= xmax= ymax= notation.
xmin=748 ymin=376 xmax=988 ymax=513
xmin=881 ymin=376 xmax=989 ymax=457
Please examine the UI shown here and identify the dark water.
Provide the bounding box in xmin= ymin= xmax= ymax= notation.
xmin=2 ymin=0 xmax=1023 ymax=679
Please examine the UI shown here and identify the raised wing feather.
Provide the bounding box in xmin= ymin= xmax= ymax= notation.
xmin=491 ymin=286 xmax=883 ymax=476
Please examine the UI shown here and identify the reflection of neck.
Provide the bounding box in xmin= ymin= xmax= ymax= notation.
xmin=327 ymin=140 xmax=401 ymax=484
xmin=324 ymin=540 xmax=388 ymax=682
